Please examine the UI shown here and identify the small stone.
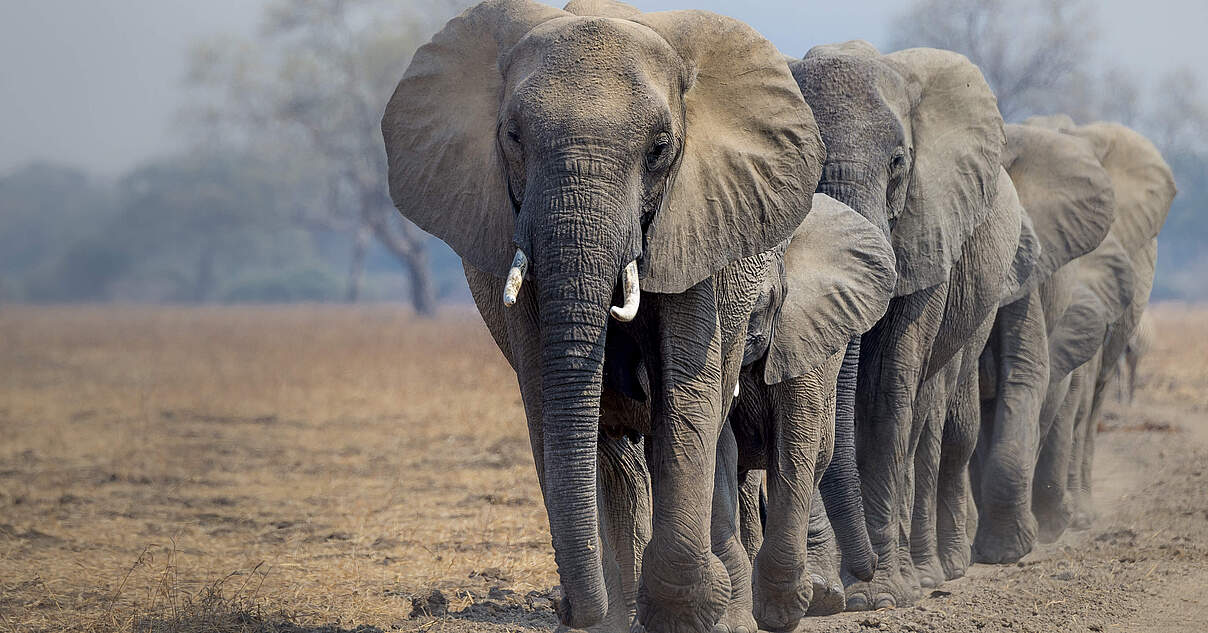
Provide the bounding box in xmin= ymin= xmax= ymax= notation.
xmin=410 ymin=589 xmax=448 ymax=618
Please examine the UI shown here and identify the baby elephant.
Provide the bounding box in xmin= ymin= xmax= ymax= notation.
xmin=728 ymin=193 xmax=895 ymax=632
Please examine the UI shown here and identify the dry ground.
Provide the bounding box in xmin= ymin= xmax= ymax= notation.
xmin=1 ymin=304 xmax=1206 ymax=633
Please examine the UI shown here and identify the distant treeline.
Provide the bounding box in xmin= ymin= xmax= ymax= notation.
xmin=0 ymin=155 xmax=468 ymax=306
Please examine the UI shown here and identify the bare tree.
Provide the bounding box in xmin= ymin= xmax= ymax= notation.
xmin=889 ymin=0 xmax=1097 ymax=121
xmin=184 ymin=0 xmax=469 ymax=314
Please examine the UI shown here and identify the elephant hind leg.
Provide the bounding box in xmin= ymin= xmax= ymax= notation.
xmin=711 ymin=422 xmax=758 ymax=633
xmin=596 ymin=429 xmax=651 ymax=632
xmin=805 ymin=490 xmax=847 ymax=616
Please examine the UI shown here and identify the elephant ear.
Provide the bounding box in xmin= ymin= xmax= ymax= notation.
xmin=1003 ymin=124 xmax=1116 ymax=283
xmin=381 ymin=0 xmax=566 ymax=278
xmin=1023 ymin=113 xmax=1076 ymax=132
xmin=563 ymin=0 xmax=640 ymax=18
xmin=999 ymin=202 xmax=1040 ymax=306
xmin=1071 ymin=122 xmax=1176 ymax=253
xmin=763 ymin=194 xmax=896 ymax=384
xmin=882 ymin=48 xmax=1005 ymax=296
xmin=632 ymin=10 xmax=825 ymax=293
xmin=1047 ymin=234 xmax=1135 ymax=378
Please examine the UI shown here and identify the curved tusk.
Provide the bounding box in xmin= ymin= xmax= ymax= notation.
xmin=609 ymin=260 xmax=640 ymax=322
xmin=502 ymin=249 xmax=528 ymax=308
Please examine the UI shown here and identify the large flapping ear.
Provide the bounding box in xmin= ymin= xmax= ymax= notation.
xmin=381 ymin=0 xmax=566 ymax=278
xmin=882 ymin=48 xmax=1006 ymax=296
xmin=763 ymin=194 xmax=896 ymax=384
xmin=1070 ymin=122 xmax=1176 ymax=254
xmin=1003 ymin=124 xmax=1116 ymax=284
xmin=1047 ymin=234 xmax=1135 ymax=379
xmin=999 ymin=202 xmax=1040 ymax=306
xmin=631 ymin=10 xmax=825 ymax=293
xmin=1023 ymin=113 xmax=1076 ymax=132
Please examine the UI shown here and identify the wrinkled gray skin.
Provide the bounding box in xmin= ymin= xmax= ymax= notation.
xmin=727 ymin=194 xmax=896 ymax=631
xmin=1022 ymin=120 xmax=1174 ymax=544
xmin=970 ymin=123 xmax=1118 ymax=565
xmin=785 ymin=42 xmax=1025 ymax=609
xmin=382 ymin=2 xmax=826 ymax=632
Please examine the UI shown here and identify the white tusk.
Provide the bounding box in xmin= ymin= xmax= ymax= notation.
xmin=609 ymin=260 xmax=640 ymax=322
xmin=502 ymin=249 xmax=528 ymax=308
xmin=734 ymin=381 xmax=740 ymax=399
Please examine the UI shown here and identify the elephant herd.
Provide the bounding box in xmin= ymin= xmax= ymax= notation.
xmin=380 ymin=1 xmax=1176 ymax=631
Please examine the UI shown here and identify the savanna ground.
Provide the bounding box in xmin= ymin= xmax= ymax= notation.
xmin=1 ymin=305 xmax=1206 ymax=633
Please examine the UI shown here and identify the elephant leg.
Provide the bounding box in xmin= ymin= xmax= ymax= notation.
xmin=751 ymin=356 xmax=840 ymax=633
xmin=597 ymin=430 xmax=652 ymax=633
xmin=1033 ymin=371 xmax=1078 ymax=543
xmin=845 ymin=286 xmax=945 ymax=612
xmin=711 ymin=423 xmax=757 ymax=633
xmin=804 ymin=489 xmax=846 ymax=616
xmin=936 ymin=371 xmax=978 ymax=580
xmin=636 ymin=284 xmax=730 ymax=633
xmin=1065 ymin=362 xmax=1097 ymax=533
xmin=973 ymin=293 xmax=1046 ymax=564
xmin=909 ymin=388 xmax=944 ymax=589
xmin=736 ymin=470 xmax=764 ymax=564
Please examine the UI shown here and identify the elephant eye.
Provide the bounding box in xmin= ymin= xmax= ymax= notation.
xmin=890 ymin=147 xmax=908 ymax=173
xmin=646 ymin=133 xmax=674 ymax=171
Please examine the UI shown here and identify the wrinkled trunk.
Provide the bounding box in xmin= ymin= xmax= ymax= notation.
xmin=528 ymin=176 xmax=629 ymax=630
xmin=819 ymin=336 xmax=877 ymax=581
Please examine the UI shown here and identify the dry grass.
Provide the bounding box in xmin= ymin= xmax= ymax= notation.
xmin=1 ymin=303 xmax=1205 ymax=632
xmin=0 ymin=306 xmax=554 ymax=632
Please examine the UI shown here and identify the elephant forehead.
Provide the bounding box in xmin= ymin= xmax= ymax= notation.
xmin=505 ymin=17 xmax=682 ymax=103
xmin=794 ymin=56 xmax=907 ymax=147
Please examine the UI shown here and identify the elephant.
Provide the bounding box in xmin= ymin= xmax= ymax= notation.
xmin=969 ymin=122 xmax=1117 ymax=564
xmin=725 ymin=193 xmax=896 ymax=631
xmin=380 ymin=1 xmax=830 ymax=631
xmin=779 ymin=41 xmax=1026 ymax=609
xmin=1019 ymin=116 xmax=1175 ymax=541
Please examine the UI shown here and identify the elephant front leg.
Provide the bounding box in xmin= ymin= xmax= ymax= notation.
xmin=1033 ymin=373 xmax=1078 ymax=543
xmin=637 ymin=285 xmax=730 ymax=633
xmin=710 ymin=423 xmax=757 ymax=633
xmin=804 ymin=490 xmax=847 ymax=616
xmin=935 ymin=371 xmax=979 ymax=581
xmin=909 ymin=393 xmax=945 ymax=590
xmin=597 ymin=430 xmax=652 ymax=633
xmin=751 ymin=362 xmax=839 ymax=632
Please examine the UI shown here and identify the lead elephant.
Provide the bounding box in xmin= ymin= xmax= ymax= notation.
xmin=381 ymin=1 xmax=827 ymax=631
xmin=783 ymin=41 xmax=1025 ymax=609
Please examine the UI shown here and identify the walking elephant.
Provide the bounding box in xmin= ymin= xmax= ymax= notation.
xmin=1024 ymin=119 xmax=1175 ymax=539
xmin=726 ymin=193 xmax=896 ymax=631
xmin=382 ymin=1 xmax=832 ymax=631
xmin=780 ymin=41 xmax=1027 ymax=609
xmin=970 ymin=122 xmax=1117 ymax=564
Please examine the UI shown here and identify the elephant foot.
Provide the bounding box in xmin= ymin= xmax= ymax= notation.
xmin=972 ymin=504 xmax=1037 ymax=564
xmin=1033 ymin=498 xmax=1072 ymax=544
xmin=805 ymin=528 xmax=845 ymax=616
xmin=911 ymin=552 xmax=944 ymax=589
xmin=843 ymin=556 xmax=913 ymax=611
xmin=898 ymin=541 xmax=923 ymax=602
xmin=805 ymin=572 xmax=846 ymax=616
xmin=712 ymin=608 xmax=757 ymax=633
xmin=938 ymin=537 xmax=971 ymax=581
xmin=751 ymin=563 xmax=810 ymax=633
xmin=637 ymin=553 xmax=730 ymax=633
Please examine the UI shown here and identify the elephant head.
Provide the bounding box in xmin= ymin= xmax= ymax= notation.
xmin=382 ymin=1 xmax=822 ymax=627
xmin=790 ymin=42 xmax=1005 ymax=297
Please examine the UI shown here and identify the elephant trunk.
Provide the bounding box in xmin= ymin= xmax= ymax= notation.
xmin=819 ymin=336 xmax=878 ymax=581
xmin=529 ymin=173 xmax=635 ymax=630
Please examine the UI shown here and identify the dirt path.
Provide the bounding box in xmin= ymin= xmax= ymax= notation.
xmin=1 ymin=306 xmax=1205 ymax=633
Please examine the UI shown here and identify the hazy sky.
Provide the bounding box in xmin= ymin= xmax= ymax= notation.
xmin=1 ymin=0 xmax=1204 ymax=177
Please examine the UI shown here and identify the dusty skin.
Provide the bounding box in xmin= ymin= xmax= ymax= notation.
xmin=1 ymin=305 xmax=1205 ymax=633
